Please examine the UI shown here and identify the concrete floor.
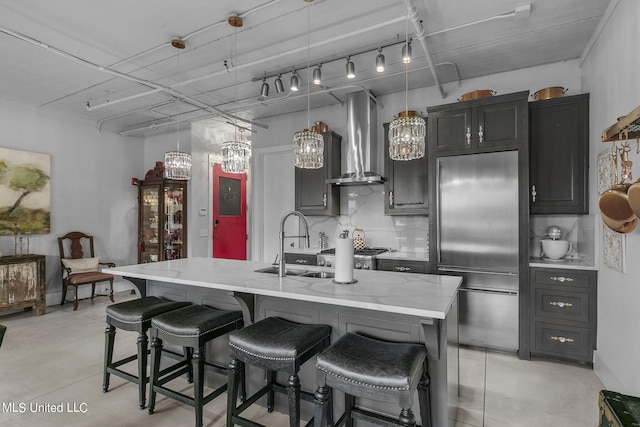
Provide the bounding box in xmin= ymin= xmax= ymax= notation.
xmin=0 ymin=291 xmax=604 ymax=426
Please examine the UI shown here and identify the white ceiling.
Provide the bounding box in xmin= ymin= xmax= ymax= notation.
xmin=0 ymin=0 xmax=610 ymax=136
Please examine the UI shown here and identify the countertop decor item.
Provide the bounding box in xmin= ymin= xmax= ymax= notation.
xmin=352 ymin=227 xmax=366 ymax=250
xmin=335 ymin=230 xmax=355 ymax=284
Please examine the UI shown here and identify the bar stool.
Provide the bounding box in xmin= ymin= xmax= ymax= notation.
xmin=103 ymin=296 xmax=191 ymax=409
xmin=226 ymin=316 xmax=331 ymax=427
xmin=313 ymin=332 xmax=431 ymax=427
xmin=148 ymin=304 xmax=244 ymax=427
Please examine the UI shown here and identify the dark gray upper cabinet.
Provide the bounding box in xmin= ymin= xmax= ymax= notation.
xmin=428 ymin=91 xmax=529 ymax=155
xmin=294 ymin=131 xmax=342 ymax=216
xmin=383 ymin=121 xmax=429 ymax=215
xmin=529 ymin=94 xmax=589 ymax=214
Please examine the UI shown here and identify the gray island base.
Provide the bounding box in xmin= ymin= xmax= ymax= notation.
xmin=105 ymin=257 xmax=461 ymax=427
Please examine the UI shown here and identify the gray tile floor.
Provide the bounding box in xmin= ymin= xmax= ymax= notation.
xmin=0 ymin=291 xmax=604 ymax=426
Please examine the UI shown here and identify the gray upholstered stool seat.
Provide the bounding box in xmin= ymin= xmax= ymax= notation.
xmin=227 ymin=317 xmax=331 ymax=427
xmin=148 ymin=304 xmax=244 ymax=427
xmin=102 ymin=296 xmax=191 ymax=409
xmin=313 ymin=332 xmax=431 ymax=427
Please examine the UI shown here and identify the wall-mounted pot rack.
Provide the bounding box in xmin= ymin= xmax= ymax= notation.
xmin=602 ymin=104 xmax=640 ymax=142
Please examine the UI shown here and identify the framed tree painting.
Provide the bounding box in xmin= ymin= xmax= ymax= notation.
xmin=0 ymin=147 xmax=51 ymax=235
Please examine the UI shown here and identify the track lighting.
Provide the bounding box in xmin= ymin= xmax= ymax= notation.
xmin=260 ymin=78 xmax=269 ymax=99
xmin=313 ymin=64 xmax=322 ymax=85
xmin=346 ymin=57 xmax=355 ymax=79
xmin=402 ymin=40 xmax=412 ymax=64
xmin=274 ymin=75 xmax=284 ymax=93
xmin=376 ymin=48 xmax=385 ymax=72
xmin=290 ymin=71 xmax=299 ymax=91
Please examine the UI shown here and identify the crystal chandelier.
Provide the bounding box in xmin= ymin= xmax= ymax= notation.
xmin=222 ymin=130 xmax=252 ymax=173
xmin=221 ymin=14 xmax=252 ymax=174
xmin=294 ymin=129 xmax=323 ymax=169
xmin=388 ymin=15 xmax=425 ymax=161
xmin=164 ymin=38 xmax=192 ymax=180
xmin=294 ymin=0 xmax=324 ymax=170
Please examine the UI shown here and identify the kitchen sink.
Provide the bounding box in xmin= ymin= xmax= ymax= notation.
xmin=254 ymin=266 xmax=334 ymax=278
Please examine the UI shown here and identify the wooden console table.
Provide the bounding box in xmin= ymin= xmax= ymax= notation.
xmin=0 ymin=255 xmax=46 ymax=315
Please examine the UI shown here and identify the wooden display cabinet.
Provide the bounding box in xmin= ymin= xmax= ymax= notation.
xmin=137 ymin=178 xmax=187 ymax=263
xmin=0 ymin=254 xmax=46 ymax=315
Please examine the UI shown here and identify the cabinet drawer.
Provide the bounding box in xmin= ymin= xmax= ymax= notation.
xmin=533 ymin=321 xmax=590 ymax=360
xmin=284 ymin=252 xmax=317 ymax=266
xmin=534 ymin=287 xmax=589 ymax=323
xmin=376 ymin=259 xmax=428 ymax=274
xmin=532 ymin=269 xmax=592 ymax=289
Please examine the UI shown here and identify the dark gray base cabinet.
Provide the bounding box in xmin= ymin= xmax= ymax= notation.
xmin=376 ymin=258 xmax=429 ymax=274
xmin=529 ymin=267 xmax=597 ymax=365
xmin=529 ymin=94 xmax=589 ymax=214
xmin=295 ymin=131 xmax=342 ymax=216
xmin=383 ymin=122 xmax=429 ymax=215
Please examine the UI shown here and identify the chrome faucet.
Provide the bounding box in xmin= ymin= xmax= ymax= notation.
xmin=279 ymin=211 xmax=310 ymax=277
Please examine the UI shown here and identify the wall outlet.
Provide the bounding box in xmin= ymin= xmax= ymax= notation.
xmin=200 ymin=228 xmax=208 ymax=237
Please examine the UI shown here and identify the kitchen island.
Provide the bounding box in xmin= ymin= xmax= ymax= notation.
xmin=105 ymin=257 xmax=461 ymax=426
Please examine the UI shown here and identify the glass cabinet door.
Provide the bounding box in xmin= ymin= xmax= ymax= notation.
xmin=139 ymin=185 xmax=161 ymax=262
xmin=164 ymin=185 xmax=184 ymax=260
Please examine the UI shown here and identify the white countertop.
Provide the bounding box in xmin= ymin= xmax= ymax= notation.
xmin=529 ymin=257 xmax=598 ymax=271
xmin=105 ymin=257 xmax=461 ymax=320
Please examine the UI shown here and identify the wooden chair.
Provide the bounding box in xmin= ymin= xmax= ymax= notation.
xmin=58 ymin=231 xmax=115 ymax=310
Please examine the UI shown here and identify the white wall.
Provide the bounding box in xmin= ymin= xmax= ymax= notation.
xmin=0 ymin=101 xmax=142 ymax=304
xmin=581 ymin=0 xmax=640 ymax=395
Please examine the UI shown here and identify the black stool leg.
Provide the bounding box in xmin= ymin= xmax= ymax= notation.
xmin=399 ymin=408 xmax=416 ymax=427
xmin=193 ymin=346 xmax=205 ymax=427
xmin=185 ymin=347 xmax=194 ymax=383
xmin=137 ymin=331 xmax=149 ymax=409
xmin=102 ymin=324 xmax=116 ymax=393
xmin=313 ymin=384 xmax=330 ymax=427
xmin=148 ymin=336 xmax=162 ymax=414
xmin=344 ymin=394 xmax=355 ymax=427
xmin=227 ymin=358 xmax=243 ymax=426
xmin=287 ymin=374 xmax=301 ymax=427
xmin=417 ymin=371 xmax=431 ymax=427
xmin=266 ymin=370 xmax=277 ymax=412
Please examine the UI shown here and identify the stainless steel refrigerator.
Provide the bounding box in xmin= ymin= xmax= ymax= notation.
xmin=436 ymin=150 xmax=519 ymax=352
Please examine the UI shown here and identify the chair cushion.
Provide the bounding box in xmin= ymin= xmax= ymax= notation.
xmin=106 ymin=297 xmax=190 ymax=325
xmin=316 ymin=332 xmax=426 ymax=393
xmin=62 ymin=257 xmax=99 ymax=273
xmin=68 ymin=271 xmax=114 ymax=285
xmin=229 ymin=317 xmax=330 ymax=372
xmin=152 ymin=305 xmax=243 ymax=338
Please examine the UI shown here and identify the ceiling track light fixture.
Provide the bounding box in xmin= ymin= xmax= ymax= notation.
xmin=164 ymin=38 xmax=192 ymax=180
xmin=402 ymin=40 xmax=412 ymax=64
xmin=313 ymin=64 xmax=322 ymax=85
xmin=388 ymin=14 xmax=425 ymax=161
xmin=290 ymin=70 xmax=300 ymax=91
xmin=274 ymin=74 xmax=284 ymax=93
xmin=222 ymin=14 xmax=251 ymax=174
xmin=376 ymin=48 xmax=385 ymax=72
xmin=259 ymin=75 xmax=269 ymax=99
xmin=346 ymin=56 xmax=356 ymax=79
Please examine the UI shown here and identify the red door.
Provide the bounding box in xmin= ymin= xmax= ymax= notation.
xmin=213 ymin=163 xmax=247 ymax=260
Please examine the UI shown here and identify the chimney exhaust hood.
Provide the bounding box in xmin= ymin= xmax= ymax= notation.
xmin=326 ymin=91 xmax=385 ymax=185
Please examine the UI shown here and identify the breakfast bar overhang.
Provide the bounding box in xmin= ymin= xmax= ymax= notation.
xmin=105 ymin=257 xmax=461 ymax=426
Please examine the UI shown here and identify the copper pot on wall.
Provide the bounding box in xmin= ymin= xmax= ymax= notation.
xmin=599 ymin=183 xmax=635 ymax=222
xmin=532 ymin=87 xmax=567 ymax=101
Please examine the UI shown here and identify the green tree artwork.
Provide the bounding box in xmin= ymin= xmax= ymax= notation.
xmin=0 ymin=148 xmax=51 ymax=235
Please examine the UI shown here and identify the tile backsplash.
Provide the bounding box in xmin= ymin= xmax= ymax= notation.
xmin=305 ymin=185 xmax=429 ymax=252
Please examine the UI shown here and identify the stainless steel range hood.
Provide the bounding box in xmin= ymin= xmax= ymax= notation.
xmin=326 ymin=91 xmax=385 ymax=185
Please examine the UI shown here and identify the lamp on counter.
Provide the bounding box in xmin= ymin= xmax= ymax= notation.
xmin=164 ymin=38 xmax=192 ymax=180
xmin=388 ymin=16 xmax=425 ymax=161
xmin=293 ymin=0 xmax=323 ymax=169
xmin=222 ymin=14 xmax=252 ymax=174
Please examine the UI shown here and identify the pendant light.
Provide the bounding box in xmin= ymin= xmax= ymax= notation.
xmin=293 ymin=0 xmax=323 ymax=169
xmin=388 ymin=16 xmax=425 ymax=161
xmin=222 ymin=14 xmax=252 ymax=174
xmin=164 ymin=38 xmax=192 ymax=180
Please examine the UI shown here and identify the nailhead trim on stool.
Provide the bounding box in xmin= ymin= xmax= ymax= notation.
xmin=147 ymin=304 xmax=244 ymax=427
xmin=226 ymin=317 xmax=331 ymax=427
xmin=102 ymin=296 xmax=191 ymax=409
xmin=313 ymin=332 xmax=431 ymax=427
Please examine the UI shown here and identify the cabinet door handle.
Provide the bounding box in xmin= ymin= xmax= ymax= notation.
xmin=295 ymin=259 xmax=308 ymax=264
xmin=465 ymin=127 xmax=472 ymax=145
xmin=531 ymin=185 xmax=537 ymax=202
xmin=478 ymin=125 xmax=484 ymax=144
xmin=550 ymin=276 xmax=574 ymax=283
xmin=395 ymin=266 xmax=411 ymax=272
xmin=549 ymin=301 xmax=573 ymax=308
xmin=322 ymin=193 xmax=327 ymax=207
xmin=550 ymin=336 xmax=574 ymax=344
xmin=389 ymin=191 xmax=394 ymax=206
